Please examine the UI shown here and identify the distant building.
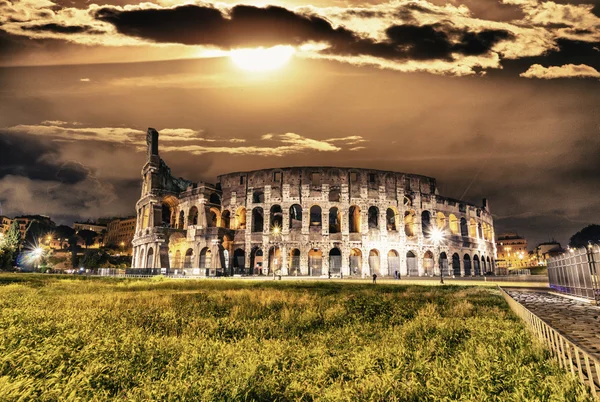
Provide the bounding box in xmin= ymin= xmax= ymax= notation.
xmin=496 ymin=233 xmax=529 ymax=269
xmin=73 ymin=222 xmax=107 ymax=234
xmin=105 ymin=217 xmax=136 ymax=254
xmin=532 ymin=241 xmax=564 ymax=266
xmin=0 ymin=216 xmax=12 ymax=234
xmin=4 ymin=215 xmax=55 ymax=239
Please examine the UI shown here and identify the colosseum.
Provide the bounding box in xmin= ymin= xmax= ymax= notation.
xmin=131 ymin=128 xmax=497 ymax=277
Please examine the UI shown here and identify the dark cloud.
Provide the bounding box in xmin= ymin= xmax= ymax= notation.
xmin=426 ymin=0 xmax=526 ymax=22
xmin=95 ymin=4 xmax=513 ymax=62
xmin=0 ymin=132 xmax=89 ymax=184
xmin=21 ymin=23 xmax=102 ymax=34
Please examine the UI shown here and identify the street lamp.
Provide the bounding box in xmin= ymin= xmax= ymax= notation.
xmin=32 ymin=247 xmax=44 ymax=271
xmin=430 ymin=227 xmax=445 ymax=284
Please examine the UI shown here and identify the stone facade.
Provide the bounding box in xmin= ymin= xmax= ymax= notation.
xmin=132 ymin=128 xmax=497 ymax=277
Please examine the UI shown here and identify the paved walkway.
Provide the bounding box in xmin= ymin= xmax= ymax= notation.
xmin=507 ymin=289 xmax=600 ymax=360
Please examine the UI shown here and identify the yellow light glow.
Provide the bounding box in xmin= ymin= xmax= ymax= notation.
xmin=230 ymin=46 xmax=295 ymax=72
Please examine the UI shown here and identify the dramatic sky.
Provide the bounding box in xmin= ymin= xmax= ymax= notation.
xmin=0 ymin=0 xmax=599 ymax=248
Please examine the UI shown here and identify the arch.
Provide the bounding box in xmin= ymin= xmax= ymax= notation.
xmin=188 ymin=206 xmax=199 ymax=226
xmin=250 ymin=247 xmax=263 ymax=275
xmin=406 ymin=251 xmax=418 ymax=276
xmin=473 ymin=255 xmax=481 ymax=275
xmin=349 ymin=205 xmax=361 ymax=233
xmin=439 ymin=252 xmax=448 ymax=276
xmin=463 ymin=254 xmax=472 ymax=276
xmin=221 ymin=210 xmax=231 ymax=229
xmin=452 ymin=253 xmax=461 ymax=276
xmin=423 ymin=250 xmax=434 ymax=276
xmin=270 ymin=205 xmax=283 ymax=232
xmin=309 ymin=205 xmax=322 ymax=228
xmin=207 ymin=207 xmax=220 ymax=228
xmin=481 ymin=255 xmax=487 ymax=274
xmin=173 ymin=250 xmax=182 ymax=269
xmin=369 ymin=249 xmax=380 ymax=275
xmin=329 ymin=207 xmax=341 ymax=233
xmin=235 ymin=207 xmax=246 ymax=230
xmin=329 ymin=247 xmax=342 ymax=275
xmin=308 ymin=248 xmax=323 ymax=276
xmin=404 ymin=211 xmax=416 ymax=237
xmin=387 ymin=250 xmax=400 ymax=276
xmin=268 ymin=246 xmax=282 ymax=274
xmin=233 ymin=248 xmax=245 ymax=274
xmin=178 ymin=210 xmax=185 ymax=230
xmin=252 ymin=190 xmax=264 ymax=203
xmin=184 ymin=248 xmax=195 ymax=268
xmin=421 ymin=210 xmax=432 ymax=237
xmin=161 ymin=203 xmax=172 ymax=227
xmin=252 ymin=207 xmax=264 ymax=233
xmin=436 ymin=212 xmax=446 ymax=229
xmin=288 ymin=248 xmax=301 ymax=275
xmin=469 ymin=218 xmax=477 ymax=238
xmin=209 ymin=193 xmax=221 ymax=205
xmin=460 ymin=218 xmax=468 ymax=237
xmin=289 ymin=204 xmax=302 ymax=229
xmin=349 ymin=248 xmax=362 ymax=276
xmin=386 ymin=208 xmax=397 ymax=231
xmin=449 ymin=214 xmax=459 ymax=235
xmin=368 ymin=206 xmax=379 ymax=229
xmin=146 ymin=247 xmax=154 ymax=268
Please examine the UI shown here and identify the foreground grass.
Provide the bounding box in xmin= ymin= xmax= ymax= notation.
xmin=0 ymin=275 xmax=591 ymax=401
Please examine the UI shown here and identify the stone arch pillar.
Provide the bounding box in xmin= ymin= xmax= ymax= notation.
xmin=281 ymin=244 xmax=288 ymax=275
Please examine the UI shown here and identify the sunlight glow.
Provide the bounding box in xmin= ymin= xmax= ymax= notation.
xmin=230 ymin=46 xmax=295 ymax=72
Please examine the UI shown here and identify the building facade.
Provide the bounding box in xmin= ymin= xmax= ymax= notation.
xmin=132 ymin=128 xmax=497 ymax=277
xmin=496 ymin=233 xmax=528 ymax=270
xmin=105 ymin=217 xmax=136 ymax=253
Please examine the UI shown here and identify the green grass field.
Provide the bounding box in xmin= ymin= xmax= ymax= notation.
xmin=0 ymin=275 xmax=590 ymax=401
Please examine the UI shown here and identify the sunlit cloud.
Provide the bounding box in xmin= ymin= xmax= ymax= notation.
xmin=520 ymin=64 xmax=600 ymax=79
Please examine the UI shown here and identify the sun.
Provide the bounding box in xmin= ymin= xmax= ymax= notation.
xmin=230 ymin=45 xmax=295 ymax=72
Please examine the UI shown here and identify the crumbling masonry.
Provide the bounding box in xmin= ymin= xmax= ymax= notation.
xmin=132 ymin=128 xmax=497 ymax=277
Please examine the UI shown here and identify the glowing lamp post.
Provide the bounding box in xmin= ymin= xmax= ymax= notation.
xmin=32 ymin=247 xmax=44 ymax=271
xmin=430 ymin=227 xmax=445 ymax=285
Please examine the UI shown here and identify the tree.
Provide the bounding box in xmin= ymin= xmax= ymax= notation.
xmin=77 ymin=230 xmax=97 ymax=249
xmin=55 ymin=225 xmax=76 ymax=241
xmin=569 ymin=224 xmax=600 ymax=249
xmin=0 ymin=221 xmax=22 ymax=270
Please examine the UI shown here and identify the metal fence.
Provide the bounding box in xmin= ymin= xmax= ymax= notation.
xmin=500 ymin=287 xmax=600 ymax=398
xmin=548 ymin=245 xmax=600 ymax=302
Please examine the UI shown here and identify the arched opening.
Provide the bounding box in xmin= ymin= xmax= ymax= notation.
xmin=368 ymin=206 xmax=379 ymax=229
xmin=481 ymin=255 xmax=487 ymax=274
xmin=349 ymin=248 xmax=362 ymax=276
xmin=289 ymin=204 xmax=302 ymax=230
xmin=478 ymin=222 xmax=483 ymax=239
xmin=488 ymin=256 xmax=492 ymax=273
xmin=184 ymin=248 xmax=195 ymax=268
xmin=252 ymin=190 xmax=264 ymax=203
xmin=423 ymin=250 xmax=434 ymax=276
xmin=270 ymin=205 xmax=283 ymax=232
xmin=439 ymin=252 xmax=448 ymax=276
xmin=460 ymin=218 xmax=468 ymax=237
xmin=329 ymin=207 xmax=341 ymax=233
xmin=235 ymin=207 xmax=246 ymax=230
xmin=388 ymin=250 xmax=400 ymax=276
xmin=368 ymin=249 xmax=380 ymax=275
xmin=209 ymin=193 xmax=220 ymax=205
xmin=386 ymin=208 xmax=397 ymax=231
xmin=268 ymin=246 xmax=282 ymax=274
xmin=178 ymin=210 xmax=185 ymax=230
xmin=173 ymin=250 xmax=182 ymax=269
xmin=436 ymin=212 xmax=446 ymax=229
xmin=473 ymin=255 xmax=481 ymax=276
xmin=161 ymin=203 xmax=172 ymax=227
xmin=289 ymin=249 xmax=300 ymax=275
xmin=452 ymin=253 xmax=461 ymax=276
xmin=469 ymin=218 xmax=477 ymax=238
xmin=233 ymin=248 xmax=245 ymax=274
xmin=406 ymin=251 xmax=418 ymax=276
xmin=221 ymin=210 xmax=231 ymax=229
xmin=421 ymin=211 xmax=432 ymax=237
xmin=449 ymin=214 xmax=459 ymax=234
xmin=252 ymin=207 xmax=264 ymax=233
xmin=349 ymin=206 xmax=361 ymax=233
xmin=329 ymin=247 xmax=342 ymax=275
xmin=188 ymin=206 xmax=199 ymax=226
xmin=404 ymin=211 xmax=415 ymax=237
xmin=146 ymin=247 xmax=154 ymax=268
xmin=250 ymin=247 xmax=263 ymax=274
xmin=309 ymin=206 xmax=322 ymax=231
xmin=308 ymin=248 xmax=323 ymax=276
xmin=463 ymin=254 xmax=472 ymax=276
xmin=207 ymin=207 xmax=220 ymax=228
